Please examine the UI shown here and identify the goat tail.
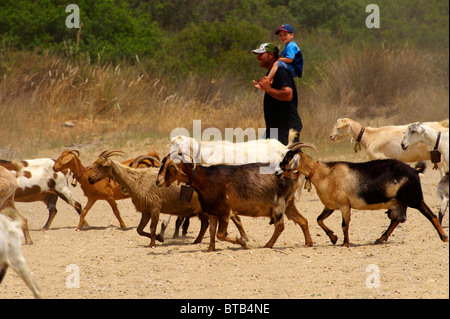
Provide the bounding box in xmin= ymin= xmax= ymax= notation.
xmin=438 ymin=119 xmax=449 ymax=128
xmin=414 ymin=161 xmax=426 ymax=174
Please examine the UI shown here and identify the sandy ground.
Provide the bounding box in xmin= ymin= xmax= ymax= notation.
xmin=0 ymin=164 xmax=448 ymax=299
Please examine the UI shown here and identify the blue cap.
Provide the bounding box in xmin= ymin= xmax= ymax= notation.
xmin=275 ymin=24 xmax=294 ymax=34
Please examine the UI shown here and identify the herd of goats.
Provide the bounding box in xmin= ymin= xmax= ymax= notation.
xmin=1 ymin=117 xmax=449 ymax=298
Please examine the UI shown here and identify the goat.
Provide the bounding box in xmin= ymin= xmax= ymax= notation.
xmin=329 ymin=118 xmax=449 ymax=174
xmin=53 ymin=150 xmax=132 ymax=231
xmin=53 ymin=150 xmax=161 ymax=230
xmin=129 ymin=156 xmax=191 ymax=241
xmin=436 ymin=173 xmax=449 ymax=225
xmin=1 ymin=164 xmax=33 ymax=245
xmin=171 ymin=134 xmax=292 ymax=167
xmin=0 ymin=208 xmax=42 ymax=298
xmin=169 ymin=132 xmax=308 ymax=233
xmin=87 ymin=150 xmax=248 ymax=247
xmin=0 ymin=158 xmax=84 ymax=232
xmin=155 ymin=152 xmax=313 ymax=252
xmin=275 ymin=142 xmax=448 ymax=247
xmin=401 ymin=122 xmax=449 ymax=171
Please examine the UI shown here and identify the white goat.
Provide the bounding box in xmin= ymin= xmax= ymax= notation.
xmin=1 ymin=158 xmax=84 ymax=231
xmin=0 ymin=208 xmax=42 ymax=299
xmin=170 ymin=135 xmax=290 ymax=167
xmin=329 ymin=118 xmax=449 ymax=174
xmin=401 ymin=122 xmax=449 ymax=171
xmin=1 ymin=164 xmax=33 ymax=245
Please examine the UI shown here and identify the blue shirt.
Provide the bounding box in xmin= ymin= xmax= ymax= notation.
xmin=280 ymin=41 xmax=303 ymax=78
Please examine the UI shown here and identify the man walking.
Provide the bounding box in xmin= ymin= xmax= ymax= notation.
xmin=253 ymin=43 xmax=302 ymax=146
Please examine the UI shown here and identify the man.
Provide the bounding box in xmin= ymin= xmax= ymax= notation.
xmin=253 ymin=43 xmax=302 ymax=146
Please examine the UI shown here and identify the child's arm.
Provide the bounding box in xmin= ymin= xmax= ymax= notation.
xmin=254 ymin=62 xmax=278 ymax=89
xmin=266 ymin=61 xmax=279 ymax=81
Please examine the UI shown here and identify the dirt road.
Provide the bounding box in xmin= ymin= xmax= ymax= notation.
xmin=1 ymin=164 xmax=448 ymax=299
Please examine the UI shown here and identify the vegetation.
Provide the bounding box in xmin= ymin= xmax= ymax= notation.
xmin=0 ymin=0 xmax=448 ymax=159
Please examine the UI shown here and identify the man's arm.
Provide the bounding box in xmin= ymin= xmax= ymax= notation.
xmin=259 ymin=76 xmax=293 ymax=101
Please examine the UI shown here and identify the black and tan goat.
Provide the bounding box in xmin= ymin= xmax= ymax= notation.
xmin=156 ymin=153 xmax=313 ymax=252
xmin=275 ymin=142 xmax=448 ymax=247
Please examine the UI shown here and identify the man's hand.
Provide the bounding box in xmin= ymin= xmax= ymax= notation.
xmin=259 ymin=76 xmax=273 ymax=91
xmin=252 ymin=80 xmax=262 ymax=89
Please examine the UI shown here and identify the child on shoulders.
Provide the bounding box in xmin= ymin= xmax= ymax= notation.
xmin=254 ymin=24 xmax=303 ymax=89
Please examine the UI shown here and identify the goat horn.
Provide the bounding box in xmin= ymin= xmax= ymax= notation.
xmin=181 ymin=153 xmax=196 ymax=170
xmin=289 ymin=142 xmax=319 ymax=153
xmin=132 ymin=155 xmax=161 ymax=167
xmin=69 ymin=149 xmax=80 ymax=157
xmin=99 ymin=150 xmax=125 ymax=159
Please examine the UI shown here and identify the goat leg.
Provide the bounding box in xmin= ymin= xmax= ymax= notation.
xmin=193 ymin=213 xmax=209 ymax=244
xmin=106 ymin=198 xmax=126 ymax=229
xmin=284 ymin=200 xmax=313 ymax=247
xmin=181 ymin=217 xmax=190 ymax=237
xmin=0 ymin=265 xmax=7 ymax=283
xmin=418 ymin=201 xmax=448 ymax=242
xmin=41 ymin=193 xmax=58 ymax=230
xmin=230 ymin=214 xmax=249 ymax=242
xmin=375 ymin=220 xmax=400 ymax=244
xmin=148 ymin=212 xmax=160 ymax=248
xmin=9 ymin=252 xmax=42 ymax=299
xmin=263 ymin=214 xmax=285 ymax=248
xmin=173 ymin=216 xmax=183 ymax=238
xmin=317 ymin=208 xmax=337 ymax=245
xmin=136 ymin=213 xmax=152 ymax=243
xmin=207 ymin=215 xmax=218 ymax=252
xmin=439 ymin=198 xmax=448 ymax=225
xmin=216 ymin=215 xmax=247 ymax=248
xmin=76 ymin=199 xmax=96 ymax=231
xmin=341 ymin=207 xmax=351 ymax=247
xmin=17 ymin=210 xmax=32 ymax=245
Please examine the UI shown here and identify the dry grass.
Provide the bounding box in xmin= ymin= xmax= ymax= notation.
xmin=0 ymin=46 xmax=448 ymax=160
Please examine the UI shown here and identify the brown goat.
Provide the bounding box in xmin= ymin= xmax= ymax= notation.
xmin=53 ymin=150 xmax=159 ymax=231
xmin=156 ymin=153 xmax=312 ymax=252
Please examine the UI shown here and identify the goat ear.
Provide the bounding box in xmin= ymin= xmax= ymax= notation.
xmin=60 ymin=156 xmax=72 ymax=165
xmin=287 ymin=154 xmax=300 ymax=171
xmin=102 ymin=159 xmax=112 ymax=167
